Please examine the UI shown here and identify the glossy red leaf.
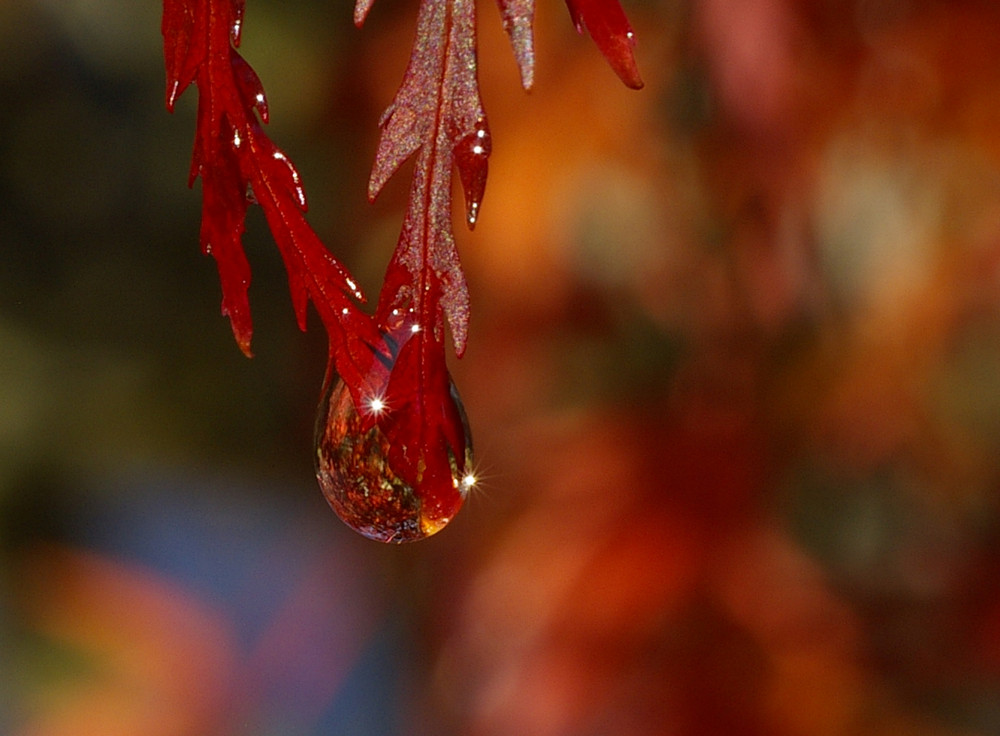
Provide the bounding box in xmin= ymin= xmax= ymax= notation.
xmin=162 ymin=0 xmax=376 ymax=371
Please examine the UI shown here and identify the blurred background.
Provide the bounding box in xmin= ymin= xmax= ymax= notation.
xmin=4 ymin=0 xmax=1000 ymax=733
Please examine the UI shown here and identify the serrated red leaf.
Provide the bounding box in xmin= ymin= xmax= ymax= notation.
xmin=369 ymin=0 xmax=485 ymax=351
xmin=565 ymin=0 xmax=643 ymax=89
xmin=162 ymin=0 xmax=376 ymax=372
xmin=360 ymin=0 xmax=487 ymax=503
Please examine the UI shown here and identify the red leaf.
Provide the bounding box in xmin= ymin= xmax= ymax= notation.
xmin=565 ymin=0 xmax=644 ymax=89
xmin=369 ymin=0 xmax=487 ymax=352
xmin=240 ymin=122 xmax=381 ymax=389
xmin=197 ymin=139 xmax=253 ymax=354
xmin=382 ymin=330 xmax=469 ymax=522
xmin=361 ymin=0 xmax=487 ymax=502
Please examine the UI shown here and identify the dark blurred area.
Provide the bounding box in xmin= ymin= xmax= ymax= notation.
xmin=4 ymin=0 xmax=1000 ymax=734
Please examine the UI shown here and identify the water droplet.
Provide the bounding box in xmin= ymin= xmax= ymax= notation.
xmin=454 ymin=122 xmax=491 ymax=228
xmin=315 ymin=326 xmax=474 ymax=543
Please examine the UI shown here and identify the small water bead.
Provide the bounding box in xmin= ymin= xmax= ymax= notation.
xmin=454 ymin=123 xmax=492 ymax=228
xmin=315 ymin=326 xmax=475 ymax=543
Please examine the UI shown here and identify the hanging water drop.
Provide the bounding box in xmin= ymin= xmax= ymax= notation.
xmin=454 ymin=122 xmax=492 ymax=228
xmin=315 ymin=325 xmax=475 ymax=543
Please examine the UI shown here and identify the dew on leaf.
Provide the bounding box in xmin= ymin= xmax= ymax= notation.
xmin=454 ymin=122 xmax=491 ymax=228
xmin=315 ymin=326 xmax=475 ymax=543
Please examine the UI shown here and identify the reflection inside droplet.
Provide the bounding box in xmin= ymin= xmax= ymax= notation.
xmin=314 ymin=328 xmax=474 ymax=543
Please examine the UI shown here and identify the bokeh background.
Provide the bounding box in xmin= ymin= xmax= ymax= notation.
xmin=4 ymin=0 xmax=1000 ymax=734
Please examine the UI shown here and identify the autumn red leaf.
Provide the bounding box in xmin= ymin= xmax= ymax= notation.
xmin=352 ymin=0 xmax=487 ymax=511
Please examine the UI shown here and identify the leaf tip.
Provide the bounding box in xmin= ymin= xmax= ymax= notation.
xmin=227 ymin=313 xmax=254 ymax=358
xmin=615 ymin=30 xmax=644 ymax=89
xmin=565 ymin=0 xmax=644 ymax=89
